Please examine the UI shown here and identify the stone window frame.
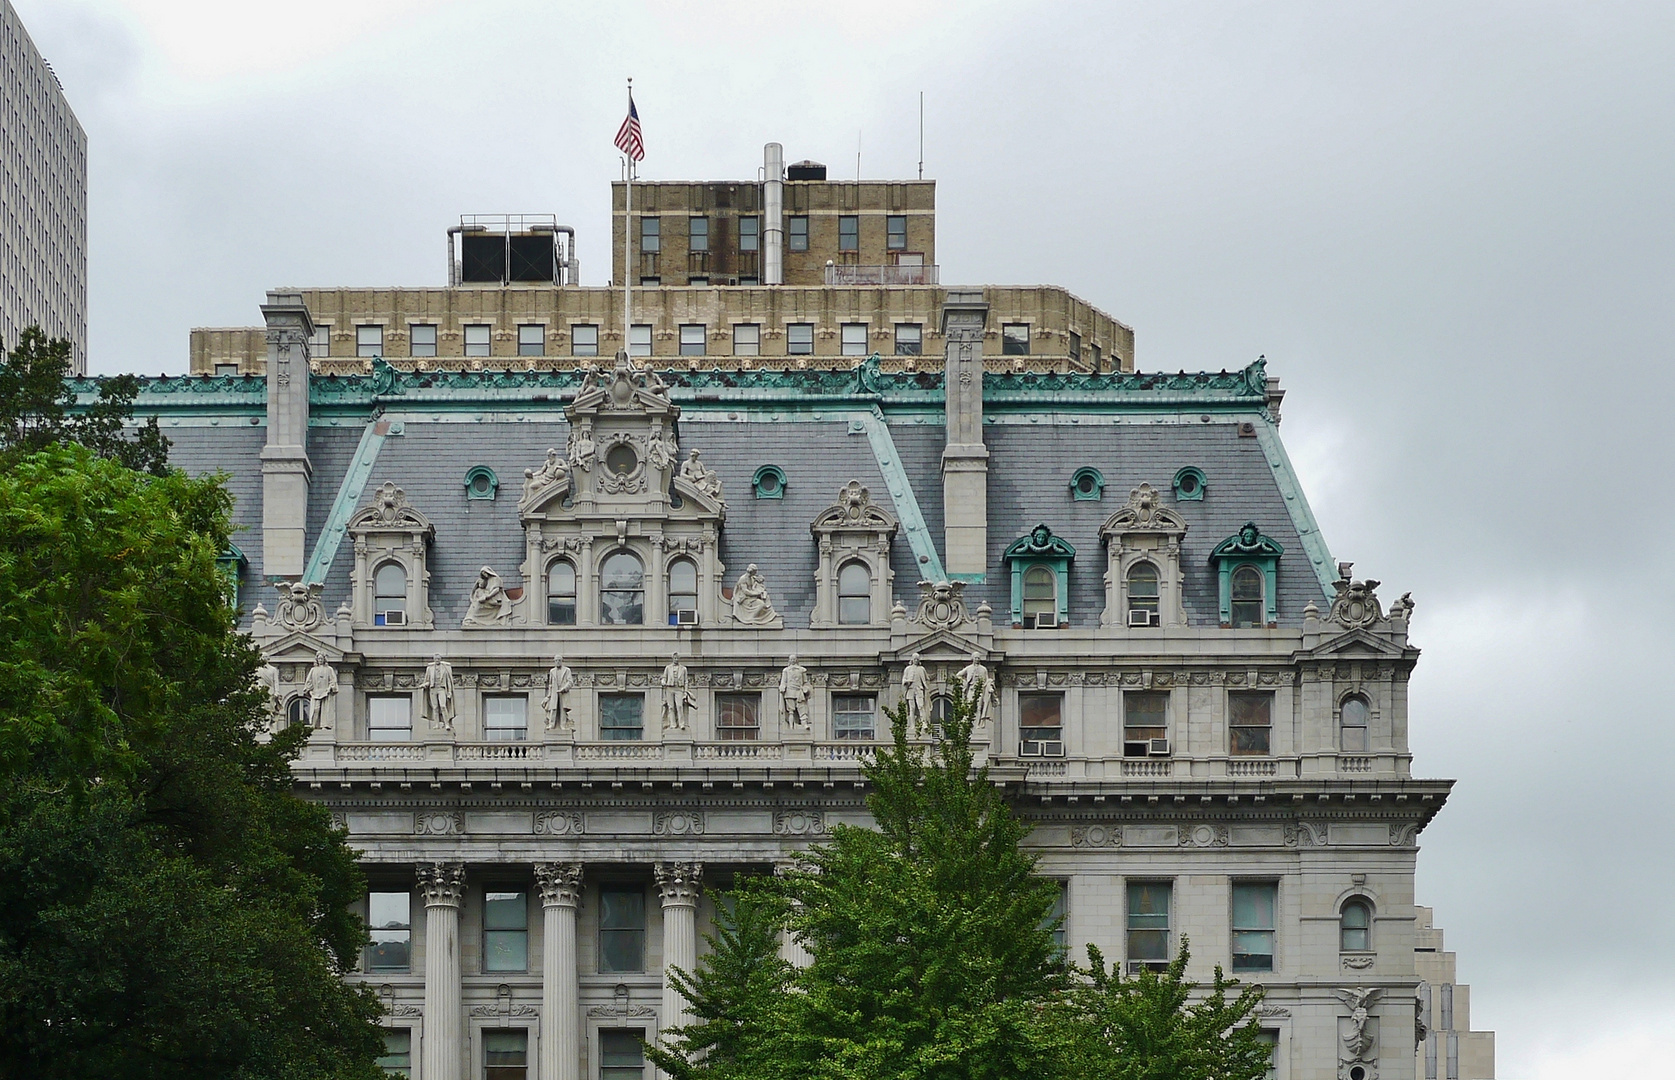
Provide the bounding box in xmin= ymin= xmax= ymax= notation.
xmin=1337 ymin=690 xmax=1373 ymax=753
xmin=1228 ymin=689 xmax=1274 ymax=757
xmin=1209 ymin=522 xmax=1283 ymax=628
xmin=471 ymin=1020 xmax=537 ymax=1080
xmin=751 ymin=464 xmax=787 ymax=500
xmin=809 ymin=481 xmax=898 ymax=629
xmin=1069 ymin=466 xmax=1105 ymax=502
xmin=347 ymin=482 xmax=435 ymax=630
xmin=1002 ymin=524 xmax=1075 ymax=628
xmin=376 ymin=1023 xmax=418 ymax=1077
xmin=1100 ymin=484 xmax=1188 ymax=629
xmin=545 ymin=556 xmax=578 ymax=626
xmin=464 ymin=465 xmax=499 ymax=501
xmin=1339 ymin=894 xmax=1375 ymax=955
xmin=409 ymin=322 xmax=438 ymax=358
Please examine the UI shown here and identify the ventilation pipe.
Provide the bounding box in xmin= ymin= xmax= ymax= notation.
xmin=763 ymin=142 xmax=785 ymax=285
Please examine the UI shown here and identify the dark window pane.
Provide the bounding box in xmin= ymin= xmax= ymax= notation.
xmin=838 ymin=216 xmax=858 ymax=251
xmin=788 ymin=216 xmax=809 ymax=252
xmin=599 ymin=696 xmax=644 ymax=741
xmin=600 ymin=889 xmax=646 ymax=972
xmin=1002 ymin=324 xmax=1031 ymax=355
xmin=716 ymin=694 xmax=759 ymax=740
xmin=738 ymin=216 xmax=760 ymax=252
xmin=1020 ymin=694 xmax=1061 ymax=741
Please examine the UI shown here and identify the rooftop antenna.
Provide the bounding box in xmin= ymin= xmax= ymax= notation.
xmin=856 ymin=130 xmax=862 ymax=183
xmin=918 ymin=91 xmax=924 ymax=180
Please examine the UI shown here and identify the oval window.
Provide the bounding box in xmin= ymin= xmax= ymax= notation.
xmin=605 ymin=444 xmax=638 ymax=475
xmin=1178 ymin=473 xmax=1198 ymax=495
xmin=758 ymin=471 xmax=780 ymax=495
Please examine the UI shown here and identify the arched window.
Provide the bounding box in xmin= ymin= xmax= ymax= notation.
xmin=373 ymin=562 xmax=406 ymax=624
xmin=1022 ymin=566 xmax=1057 ymax=620
xmin=1340 ymin=694 xmax=1370 ymax=752
xmin=1126 ymin=561 xmax=1160 ymax=625
xmin=1230 ymin=565 xmax=1264 ymax=627
xmin=838 ymin=562 xmax=872 ymax=625
xmin=667 ymin=558 xmax=698 ymax=623
xmin=1340 ymin=899 xmax=1372 ymax=952
xmin=547 ymin=560 xmax=577 ymax=625
xmin=600 ymin=552 xmax=645 ymax=626
xmin=286 ymin=696 xmax=306 ymax=729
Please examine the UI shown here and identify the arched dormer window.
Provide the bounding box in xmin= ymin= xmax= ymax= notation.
xmin=838 ymin=561 xmax=872 ymax=625
xmin=1231 ymin=566 xmax=1264 ymax=628
xmin=1126 ymin=561 xmax=1160 ymax=626
xmin=600 ymin=551 xmax=645 ymax=626
xmin=667 ymin=558 xmax=699 ymax=624
xmin=1340 ymin=694 xmax=1370 ymax=752
xmin=373 ymin=562 xmax=407 ymax=625
xmin=547 ymin=560 xmax=577 ymax=625
xmin=1340 ymin=899 xmax=1372 ymax=952
xmin=1022 ymin=566 xmax=1056 ymax=620
xmin=1003 ymin=524 xmax=1075 ymax=628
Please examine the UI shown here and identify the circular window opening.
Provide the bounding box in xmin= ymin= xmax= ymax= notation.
xmin=758 ymin=471 xmax=781 ymax=495
xmin=605 ymin=444 xmax=638 ymax=475
xmin=470 ymin=473 xmax=493 ymax=496
xmin=1178 ymin=473 xmax=1198 ymax=495
xmin=1076 ymin=473 xmax=1097 ymax=495
xmin=1350 ymin=1068 xmax=1366 ymax=1080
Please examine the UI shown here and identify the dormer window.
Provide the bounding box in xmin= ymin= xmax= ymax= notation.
xmin=1126 ymin=562 xmax=1160 ymax=624
xmin=1101 ymin=484 xmax=1187 ymax=629
xmin=547 ymin=561 xmax=577 ymax=625
xmin=810 ymin=480 xmax=898 ymax=629
xmin=838 ymin=562 xmax=872 ymax=625
xmin=601 ymin=552 xmax=645 ymax=625
xmin=1022 ymin=566 xmax=1056 ymax=621
xmin=1004 ymin=524 xmax=1074 ymax=628
xmin=1231 ymin=566 xmax=1265 ymax=628
xmin=1070 ymin=467 xmax=1105 ymax=501
xmin=1209 ymin=522 xmax=1283 ymax=628
xmin=667 ymin=558 xmax=698 ymax=624
xmin=373 ymin=563 xmax=407 ymax=625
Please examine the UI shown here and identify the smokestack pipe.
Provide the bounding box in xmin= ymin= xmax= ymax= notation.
xmin=763 ymin=142 xmax=784 ymax=285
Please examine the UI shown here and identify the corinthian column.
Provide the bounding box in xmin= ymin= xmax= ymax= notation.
xmin=654 ymin=861 xmax=703 ymax=1035
xmin=417 ymin=862 xmax=466 ymax=1080
xmin=536 ymin=863 xmax=584 ymax=1080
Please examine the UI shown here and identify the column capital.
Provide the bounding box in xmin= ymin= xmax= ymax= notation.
xmin=416 ymin=861 xmax=466 ymax=908
xmin=654 ymin=861 xmax=703 ymax=906
xmin=536 ymin=862 xmax=584 ymax=908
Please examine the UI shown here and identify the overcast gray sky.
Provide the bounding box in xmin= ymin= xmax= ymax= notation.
xmin=18 ymin=1 xmax=1675 ymax=1074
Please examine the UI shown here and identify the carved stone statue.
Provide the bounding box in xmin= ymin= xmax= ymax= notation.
xmin=273 ymin=579 xmax=325 ymax=631
xmin=463 ymin=566 xmax=515 ymax=626
xmin=647 ymin=427 xmax=674 ymax=471
xmin=779 ymin=653 xmax=811 ymax=729
xmin=522 ymin=447 xmax=568 ymax=504
xmin=543 ymin=654 xmax=576 ymax=732
xmin=679 ymin=449 xmax=723 ymax=501
xmin=423 ymin=654 xmax=456 ymax=732
xmin=305 ymin=651 xmax=338 ymax=730
xmin=956 ymin=650 xmax=994 ymax=726
xmin=255 ymin=658 xmax=283 ymax=728
xmin=568 ymin=421 xmax=596 ymax=471
xmin=661 ymin=653 xmax=694 ymax=732
xmin=902 ymin=652 xmax=930 ymax=735
xmin=1336 ymin=987 xmax=1383 ymax=1062
xmin=731 ymin=564 xmax=777 ymax=625
xmin=1329 ymin=564 xmax=1385 ymax=630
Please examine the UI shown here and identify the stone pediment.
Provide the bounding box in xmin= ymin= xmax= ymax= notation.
xmin=884 ymin=628 xmax=994 ymax=664
xmin=1295 ymin=626 xmax=1410 ymax=660
xmin=1101 ymin=483 xmax=1187 ymax=538
xmin=567 ymin=356 xmax=678 ymax=419
xmin=346 ymin=481 xmax=432 ymax=537
xmin=812 ymin=480 xmax=898 ymax=534
xmin=259 ymin=631 xmax=349 ymax=664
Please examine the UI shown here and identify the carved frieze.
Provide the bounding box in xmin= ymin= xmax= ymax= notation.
xmin=653 ymin=811 xmax=704 ymax=837
xmin=774 ymin=810 xmax=826 ymax=836
xmin=1070 ymin=824 xmax=1122 ymax=848
xmin=1180 ymin=824 xmax=1230 ymax=848
xmin=534 ymin=811 xmax=584 ymax=836
xmin=415 ymin=810 xmax=464 ymax=836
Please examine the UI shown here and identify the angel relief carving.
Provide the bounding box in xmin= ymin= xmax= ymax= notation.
xmin=273 ymin=580 xmax=326 ymax=631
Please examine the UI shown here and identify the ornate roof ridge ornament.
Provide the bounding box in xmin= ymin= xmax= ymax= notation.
xmin=1101 ymin=482 xmax=1187 ymax=538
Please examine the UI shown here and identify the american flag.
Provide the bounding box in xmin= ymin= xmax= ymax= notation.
xmin=614 ymin=94 xmax=644 ymax=162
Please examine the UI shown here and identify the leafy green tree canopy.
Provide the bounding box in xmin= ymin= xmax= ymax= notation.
xmin=0 ymin=325 xmax=170 ymax=475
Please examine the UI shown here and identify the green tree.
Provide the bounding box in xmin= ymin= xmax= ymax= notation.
xmin=0 ymin=446 xmax=384 ymax=1079
xmin=1049 ymin=939 xmax=1272 ymax=1080
xmin=0 ymin=325 xmax=170 ymax=475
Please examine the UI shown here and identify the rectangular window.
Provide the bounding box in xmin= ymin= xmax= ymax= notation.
xmin=833 ymin=695 xmax=875 ymax=741
xmin=1127 ymin=881 xmax=1172 ymax=969
xmin=1231 ymin=882 xmax=1277 ymax=972
xmin=1256 ymin=1029 xmax=1279 ymax=1080
xmin=788 ymin=215 xmax=809 ymax=251
xmin=738 ymin=216 xmax=760 ymax=252
xmin=600 ymin=1029 xmax=646 ymax=1080
xmin=732 ymin=323 xmax=760 ymax=356
xmin=1020 ymin=693 xmax=1063 ymax=754
xmin=1123 ymin=692 xmax=1167 ymax=757
xmin=365 ymin=890 xmax=411 ymax=972
xmin=599 ymin=695 xmax=644 ymax=741
xmin=377 ymin=1028 xmax=412 ymax=1077
xmin=715 ymin=693 xmax=760 ymax=741
xmin=483 ymin=889 xmax=529 ymax=973
xmin=356 ymin=324 xmax=383 ymax=358
xmin=639 ymin=276 xmax=661 ymax=287
xmin=517 ymin=324 xmax=544 ymax=356
xmin=1045 ymin=880 xmax=1068 ymax=957
xmin=572 ymin=324 xmax=599 ymax=357
xmin=840 ymin=322 xmax=868 ymax=356
xmin=887 ymin=214 xmax=907 ymax=250
xmin=687 ymin=276 xmax=708 ymax=286
xmin=1069 ymin=331 xmax=1081 ymax=364
xmin=628 ymin=324 xmax=652 ymax=357
xmin=786 ymin=323 xmax=814 ymax=355
xmin=679 ymin=324 xmax=707 ymax=356
xmin=310 ymin=324 xmax=331 ymax=358
xmin=894 ymin=323 xmax=922 ymax=356
xmin=213 ymin=362 xmax=239 ymax=377
xmin=464 ymin=324 xmax=492 ymax=357
xmin=369 ymin=695 xmax=412 ymax=742
xmin=410 ymin=323 xmax=437 ymax=357
xmin=484 ymin=696 xmax=527 ymax=742
xmin=738 ymin=276 xmax=759 ymax=286
xmin=688 ymin=216 xmax=708 ymax=252
xmin=483 ymin=1028 xmax=528 ymax=1080
xmin=1002 ymin=323 xmax=1031 ymax=355
xmin=838 ymin=215 xmax=859 ymax=251
xmin=640 ymin=216 xmax=660 ymax=253
xmin=1230 ymin=692 xmax=1273 ymax=756
xmin=599 ymin=888 xmax=647 ymax=972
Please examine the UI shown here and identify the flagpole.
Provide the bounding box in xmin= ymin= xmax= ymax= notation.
xmin=623 ymin=78 xmax=633 ymax=364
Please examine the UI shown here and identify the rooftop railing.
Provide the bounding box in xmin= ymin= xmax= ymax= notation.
xmin=822 ymin=263 xmax=939 ymax=286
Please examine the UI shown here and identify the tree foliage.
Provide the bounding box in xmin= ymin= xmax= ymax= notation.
xmin=0 ymin=446 xmax=385 ymax=1079
xmin=0 ymin=325 xmax=170 ymax=476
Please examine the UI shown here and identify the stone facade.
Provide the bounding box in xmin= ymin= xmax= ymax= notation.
xmin=1 ymin=0 xmax=88 ymax=373
xmin=1413 ymin=907 xmax=1496 ymax=1079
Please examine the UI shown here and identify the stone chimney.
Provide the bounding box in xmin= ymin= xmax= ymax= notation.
xmin=940 ymin=290 xmax=989 ymax=578
xmin=259 ymin=292 xmax=314 ymax=579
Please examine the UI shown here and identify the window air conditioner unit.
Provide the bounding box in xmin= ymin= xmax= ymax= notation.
xmin=1036 ymin=740 xmax=1065 ymax=758
xmin=675 ymin=608 xmax=699 ymax=626
xmin=1031 ymin=612 xmax=1059 ymax=629
xmin=1128 ymin=960 xmax=1168 ymax=975
xmin=1148 ymin=738 xmax=1171 ymax=757
xmin=1128 ymin=608 xmax=1156 ymax=627
xmin=379 ymin=610 xmax=406 ymax=626
xmin=1019 ymin=740 xmax=1041 ymax=757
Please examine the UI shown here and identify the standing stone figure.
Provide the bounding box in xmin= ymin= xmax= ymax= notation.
xmin=255 ymin=658 xmax=283 ymax=729
xmin=779 ymin=653 xmax=811 ymax=730
xmin=423 ymin=654 xmax=456 ymax=732
xmin=464 ymin=566 xmax=516 ymax=626
xmin=306 ymin=651 xmax=338 ymax=730
xmin=902 ymin=652 xmax=930 ymax=735
xmin=661 ymin=653 xmax=695 ymax=732
xmin=731 ymin=563 xmax=777 ymax=624
xmin=956 ymin=650 xmax=994 ymax=727
xmin=647 ymin=428 xmax=674 ymax=471
xmin=543 ymin=654 xmax=576 ymax=732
